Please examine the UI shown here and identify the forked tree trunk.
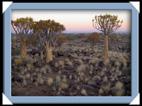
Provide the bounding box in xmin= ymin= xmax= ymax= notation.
xmin=104 ymin=35 xmax=109 ymax=64
xmin=45 ymin=42 xmax=53 ymax=63
xmin=20 ymin=42 xmax=27 ymax=59
xmin=40 ymin=51 xmax=44 ymax=60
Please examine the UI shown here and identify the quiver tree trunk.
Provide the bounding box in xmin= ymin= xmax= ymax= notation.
xmin=20 ymin=42 xmax=27 ymax=59
xmin=40 ymin=51 xmax=44 ymax=60
xmin=104 ymin=35 xmax=109 ymax=64
xmin=45 ymin=42 xmax=53 ymax=63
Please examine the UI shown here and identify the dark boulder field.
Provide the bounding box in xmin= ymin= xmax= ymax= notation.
xmin=12 ymin=34 xmax=131 ymax=96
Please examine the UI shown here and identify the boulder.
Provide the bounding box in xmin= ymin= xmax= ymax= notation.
xmin=25 ymin=73 xmax=31 ymax=79
xmin=38 ymin=78 xmax=44 ymax=85
xmin=81 ymin=89 xmax=87 ymax=96
xmin=47 ymin=77 xmax=54 ymax=86
xmin=60 ymin=82 xmax=69 ymax=90
xmin=76 ymin=64 xmax=86 ymax=72
xmin=111 ymin=81 xmax=125 ymax=96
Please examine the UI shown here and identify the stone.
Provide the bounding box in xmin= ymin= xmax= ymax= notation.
xmin=103 ymin=76 xmax=108 ymax=82
xmin=76 ymin=77 xmax=80 ymax=82
xmin=23 ymin=79 xmax=27 ymax=86
xmin=72 ymin=53 xmax=78 ymax=57
xmin=84 ymin=77 xmax=90 ymax=82
xmin=34 ymin=82 xmax=38 ymax=87
xmin=35 ymin=68 xmax=39 ymax=72
xmin=89 ymin=70 xmax=93 ymax=75
xmin=40 ymin=67 xmax=46 ymax=74
xmin=115 ymin=81 xmax=124 ymax=90
xmin=89 ymin=58 xmax=98 ymax=65
xmin=81 ymin=89 xmax=87 ymax=96
xmin=76 ymin=64 xmax=86 ymax=72
xmin=65 ymin=58 xmax=73 ymax=66
xmin=115 ymin=61 xmax=121 ymax=67
xmin=99 ymin=88 xmax=104 ymax=95
xmin=55 ymin=75 xmax=61 ymax=84
xmin=47 ymin=77 xmax=54 ymax=86
xmin=110 ymin=77 xmax=115 ymax=82
xmin=46 ymin=65 xmax=52 ymax=73
xmin=111 ymin=81 xmax=125 ymax=96
xmin=74 ymin=59 xmax=83 ymax=65
xmin=14 ymin=58 xmax=23 ymax=65
xmin=62 ymin=75 xmax=67 ymax=82
xmin=116 ymin=70 xmax=122 ymax=76
xmin=58 ymin=60 xmax=64 ymax=67
xmin=55 ymin=62 xmax=59 ymax=68
xmin=76 ymin=86 xmax=80 ymax=90
xmin=35 ymin=53 xmax=39 ymax=57
xmin=89 ymin=65 xmax=94 ymax=72
xmin=37 ymin=73 xmax=42 ymax=78
xmin=21 ymin=70 xmax=25 ymax=75
xmin=38 ymin=78 xmax=44 ymax=85
xmin=66 ymin=61 xmax=73 ymax=66
xmin=94 ymin=76 xmax=101 ymax=81
xmin=69 ymin=75 xmax=72 ymax=80
xmin=58 ymin=71 xmax=62 ymax=74
xmin=79 ymin=71 xmax=84 ymax=76
xmin=87 ymin=80 xmax=95 ymax=85
xmin=78 ymin=59 xmax=83 ymax=64
xmin=27 ymin=56 xmax=34 ymax=64
xmin=115 ymin=89 xmax=125 ymax=96
xmin=25 ymin=73 xmax=30 ymax=79
xmin=60 ymin=82 xmax=68 ymax=90
xmin=102 ymin=82 xmax=111 ymax=92
xmin=100 ymin=71 xmax=105 ymax=77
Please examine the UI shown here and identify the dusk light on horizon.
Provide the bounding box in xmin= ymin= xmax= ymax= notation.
xmin=12 ymin=10 xmax=131 ymax=33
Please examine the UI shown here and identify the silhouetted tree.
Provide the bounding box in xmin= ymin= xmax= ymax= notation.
xmin=31 ymin=20 xmax=65 ymax=63
xmin=11 ymin=17 xmax=33 ymax=58
xmin=92 ymin=14 xmax=123 ymax=64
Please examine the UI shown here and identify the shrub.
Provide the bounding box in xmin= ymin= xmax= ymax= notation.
xmin=56 ymin=35 xmax=68 ymax=47
xmin=86 ymin=32 xmax=99 ymax=44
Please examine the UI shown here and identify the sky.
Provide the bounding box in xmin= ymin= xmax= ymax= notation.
xmin=12 ymin=10 xmax=131 ymax=33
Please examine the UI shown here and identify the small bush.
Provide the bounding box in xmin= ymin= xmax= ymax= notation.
xmin=56 ymin=35 xmax=68 ymax=47
xmin=86 ymin=32 xmax=100 ymax=44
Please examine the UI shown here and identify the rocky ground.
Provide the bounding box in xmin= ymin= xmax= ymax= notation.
xmin=12 ymin=38 xmax=131 ymax=96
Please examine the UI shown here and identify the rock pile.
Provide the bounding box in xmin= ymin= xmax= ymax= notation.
xmin=12 ymin=39 xmax=131 ymax=96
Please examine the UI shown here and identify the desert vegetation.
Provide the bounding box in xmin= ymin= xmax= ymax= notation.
xmin=12 ymin=15 xmax=131 ymax=96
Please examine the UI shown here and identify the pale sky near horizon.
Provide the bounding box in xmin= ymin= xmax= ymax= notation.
xmin=12 ymin=10 xmax=131 ymax=33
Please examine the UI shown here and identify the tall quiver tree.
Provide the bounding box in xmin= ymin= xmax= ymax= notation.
xmin=32 ymin=20 xmax=65 ymax=63
xmin=92 ymin=14 xmax=123 ymax=64
xmin=11 ymin=17 xmax=33 ymax=59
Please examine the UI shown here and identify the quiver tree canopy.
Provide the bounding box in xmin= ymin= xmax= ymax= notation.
xmin=31 ymin=19 xmax=65 ymax=47
xmin=92 ymin=14 xmax=123 ymax=35
xmin=12 ymin=17 xmax=33 ymax=35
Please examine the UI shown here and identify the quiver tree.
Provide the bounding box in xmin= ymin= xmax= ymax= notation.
xmin=11 ymin=17 xmax=33 ymax=58
xmin=32 ymin=20 xmax=65 ymax=63
xmin=92 ymin=14 xmax=123 ymax=64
